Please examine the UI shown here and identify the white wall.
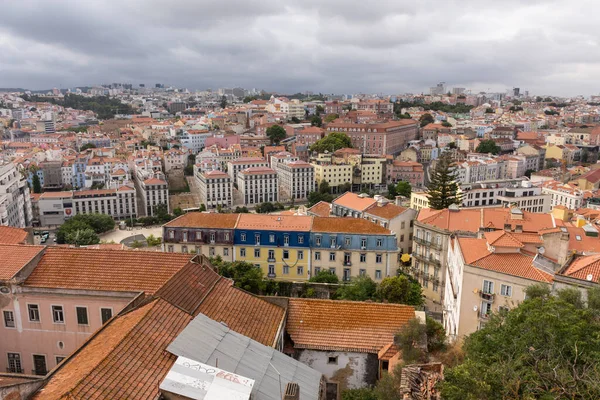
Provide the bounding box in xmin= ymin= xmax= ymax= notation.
xmin=297 ymin=350 xmax=374 ymax=391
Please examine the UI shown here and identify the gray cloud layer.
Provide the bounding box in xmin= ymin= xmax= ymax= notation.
xmin=1 ymin=0 xmax=599 ymax=96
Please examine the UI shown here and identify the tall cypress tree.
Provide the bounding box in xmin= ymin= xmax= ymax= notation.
xmin=427 ymin=151 xmax=461 ymax=209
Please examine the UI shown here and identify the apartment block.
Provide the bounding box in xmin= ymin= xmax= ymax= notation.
xmin=227 ymin=157 xmax=268 ymax=183
xmin=0 ymin=162 xmax=32 ymax=228
xmin=198 ymin=170 xmax=232 ymax=209
xmin=237 ymin=167 xmax=279 ymax=205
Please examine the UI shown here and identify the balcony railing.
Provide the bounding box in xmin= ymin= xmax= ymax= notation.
xmin=479 ymin=292 xmax=495 ymax=302
xmin=267 ymin=257 xmax=276 ymax=262
xmin=478 ymin=310 xmax=490 ymax=320
xmin=343 ymin=260 xmax=352 ymax=266
xmin=6 ymin=368 xmax=24 ymax=374
xmin=413 ymin=236 xmax=443 ymax=250
xmin=267 ymin=273 xmax=277 ymax=279
xmin=412 ymin=252 xmax=441 ymax=266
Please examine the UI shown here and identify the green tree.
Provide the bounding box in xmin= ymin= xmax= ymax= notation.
xmin=427 ymin=152 xmax=462 ymax=210
xmin=441 ymin=288 xmax=600 ymax=400
xmin=290 ymin=116 xmax=301 ymax=123
xmin=243 ymin=95 xmax=257 ymax=103
xmin=173 ymin=207 xmax=184 ymax=217
xmin=146 ymin=234 xmax=162 ymax=247
xmin=199 ymin=204 xmax=207 ymax=212
xmin=79 ymin=143 xmax=96 ymax=151
xmin=32 ymin=174 xmax=42 ymax=194
xmin=266 ymin=125 xmax=286 ymax=144
xmin=310 ymin=115 xmax=322 ymax=127
xmin=234 ymin=206 xmax=249 ymax=213
xmin=395 ymin=181 xmax=411 ymax=198
xmin=419 ymin=113 xmax=435 ymax=127
xmin=485 ymin=107 xmax=494 ymax=113
xmin=476 ymin=139 xmax=501 ymax=155
xmin=582 ymin=148 xmax=590 ymax=163
xmin=215 ymin=260 xmax=266 ymax=294
xmin=341 ymin=388 xmax=377 ymax=400
xmin=387 ymin=184 xmax=398 ymax=200
xmin=154 ymin=203 xmax=173 ymax=223
xmin=524 ymin=169 xmax=535 ymax=178
xmin=335 ymin=275 xmax=377 ymax=301
xmin=376 ymin=274 xmax=423 ymax=306
xmin=324 ymin=113 xmax=339 ymax=123
xmin=441 ymin=121 xmax=452 ymax=127
xmin=220 ymin=95 xmax=227 ymax=109
xmin=425 ymin=316 xmax=447 ymax=353
xmin=309 ymin=270 xmax=339 ymax=284
xmin=310 ymin=132 xmax=352 ymax=153
xmin=315 ymin=105 xmax=324 ymax=115
xmin=447 ymin=141 xmax=457 ymax=149
xmin=130 ymin=240 xmax=144 ymax=249
xmin=307 ymin=190 xmax=334 ymax=207
xmin=69 ymin=213 xmax=115 ymax=233
xmin=64 ymin=228 xmax=100 ymax=246
xmin=394 ymin=318 xmax=427 ymax=364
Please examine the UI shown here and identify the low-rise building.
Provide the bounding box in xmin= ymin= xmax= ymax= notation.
xmin=541 ymin=180 xmax=585 ymax=210
xmin=163 ymin=212 xmax=238 ymax=260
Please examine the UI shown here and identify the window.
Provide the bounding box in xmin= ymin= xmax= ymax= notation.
xmin=360 ymin=238 xmax=367 ymax=248
xmin=76 ymin=307 xmax=88 ymax=325
xmin=298 ymin=235 xmax=304 ymax=244
xmin=209 ymin=247 xmax=215 ymax=256
xmin=343 ymin=268 xmax=351 ymax=281
xmin=483 ymin=280 xmax=494 ymax=294
xmin=210 ymin=233 xmax=215 ymax=243
xmin=328 ymin=356 xmax=338 ymax=365
xmin=360 ymin=253 xmax=367 ymax=263
xmin=377 ymin=238 xmax=383 ymax=247
xmin=182 ymin=231 xmax=188 ymax=242
xmin=359 ymin=269 xmax=366 ymax=276
xmin=56 ymin=356 xmax=65 ymax=365
xmin=181 ymin=245 xmax=188 ymax=253
xmin=314 ymin=251 xmax=321 ymax=260
xmin=297 ymin=266 xmax=304 ymax=275
xmin=283 ymin=265 xmax=289 ymax=275
xmin=241 ymin=233 xmax=246 ymax=242
xmin=268 ymin=265 xmax=275 ymax=275
xmin=283 ymin=250 xmax=289 ymax=259
xmin=344 ymin=252 xmax=351 ymax=264
xmin=240 ymin=248 xmax=246 ymax=257
xmin=223 ymin=248 xmax=229 ymax=256
xmin=28 ymin=304 xmax=40 ymax=322
xmin=3 ymin=310 xmax=15 ymax=328
xmin=284 ymin=235 xmax=289 ymax=245
xmin=329 ymin=252 xmax=336 ymax=261
xmin=7 ymin=353 xmax=22 ymax=373
xmin=376 ymin=254 xmax=382 ymax=263
xmin=196 ymin=231 xmax=202 ymax=240
xmin=168 ymin=230 xmax=174 ymax=239
xmin=254 ymin=248 xmax=260 ymax=258
xmin=314 ymin=267 xmax=321 ymax=274
xmin=101 ymin=308 xmax=113 ymax=324
xmin=481 ymin=301 xmax=493 ymax=317
xmin=33 ymin=354 xmax=47 ymax=375
xmin=298 ymin=250 xmax=304 ymax=260
xmin=330 ymin=237 xmax=337 ymax=247
xmin=345 ymin=237 xmax=351 ymax=246
xmin=167 ymin=245 xmax=174 ymax=252
xmin=255 ymin=233 xmax=260 ymax=245
xmin=375 ymin=270 xmax=382 ymax=279
xmin=52 ymin=306 xmax=64 ymax=324
xmin=500 ymin=284 xmax=512 ymax=297
xmin=224 ymin=232 xmax=230 ymax=241
xmin=269 ymin=234 xmax=275 ymax=243
xmin=268 ymin=249 xmax=275 ymax=260
xmin=329 ymin=267 xmax=336 ymax=275
xmin=316 ymin=236 xmax=321 ymax=246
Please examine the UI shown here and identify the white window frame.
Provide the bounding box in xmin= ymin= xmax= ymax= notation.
xmin=27 ymin=303 xmax=41 ymax=323
xmin=483 ymin=280 xmax=494 ymax=295
xmin=51 ymin=305 xmax=65 ymax=324
xmin=500 ymin=284 xmax=512 ymax=297
xmin=3 ymin=310 xmax=15 ymax=328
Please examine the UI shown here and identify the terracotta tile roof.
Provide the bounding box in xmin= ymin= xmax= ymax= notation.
xmin=580 ymin=168 xmax=600 ymax=183
xmin=312 ymin=217 xmax=391 ymax=235
xmin=562 ymin=254 xmax=600 ymax=283
xmin=32 ymin=299 xmax=191 ymax=400
xmin=143 ymin=177 xmax=167 ymax=185
xmin=0 ymin=244 xmax=45 ymax=281
xmin=484 ymin=231 xmax=524 ymax=248
xmin=565 ymin=226 xmax=600 ymax=253
xmin=365 ymin=203 xmax=408 ymax=220
xmin=236 ymin=214 xmax=313 ymax=232
xmin=457 ymin=238 xmax=553 ymax=283
xmin=203 ymin=170 xmax=229 ymax=178
xmin=511 ymin=233 xmax=543 ymax=244
xmin=163 ymin=212 xmax=239 ymax=229
xmin=307 ymin=201 xmax=331 ymax=217
xmin=333 ymin=192 xmax=377 ymax=212
xmin=24 ymin=248 xmax=193 ymax=294
xmin=286 ymin=298 xmax=415 ymax=353
xmin=418 ymin=208 xmax=481 ymax=232
xmin=378 ymin=343 xmax=400 ymax=361
xmin=0 ymin=226 xmax=29 ymax=244
xmin=196 ymin=279 xmax=285 ymax=347
xmin=39 ymin=191 xmax=73 ymax=199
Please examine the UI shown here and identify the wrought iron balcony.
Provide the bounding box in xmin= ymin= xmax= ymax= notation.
xmin=479 ymin=291 xmax=495 ymax=302
xmin=413 ymin=236 xmax=442 ymax=250
xmin=267 ymin=273 xmax=277 ymax=279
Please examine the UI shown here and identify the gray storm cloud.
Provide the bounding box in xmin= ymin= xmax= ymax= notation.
xmin=0 ymin=0 xmax=599 ymax=95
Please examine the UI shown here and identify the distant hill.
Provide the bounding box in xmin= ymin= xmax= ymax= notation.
xmin=0 ymin=88 xmax=28 ymax=93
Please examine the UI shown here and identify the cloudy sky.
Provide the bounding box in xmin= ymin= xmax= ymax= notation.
xmin=0 ymin=0 xmax=599 ymax=96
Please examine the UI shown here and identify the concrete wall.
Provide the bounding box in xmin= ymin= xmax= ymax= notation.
xmin=0 ymin=378 xmax=44 ymax=400
xmin=297 ymin=350 xmax=378 ymax=392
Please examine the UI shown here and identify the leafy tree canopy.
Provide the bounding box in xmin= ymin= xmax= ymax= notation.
xmin=266 ymin=125 xmax=286 ymax=144
xmin=309 ymin=270 xmax=339 ymax=284
xmin=419 ymin=113 xmax=435 ymax=127
xmin=65 ymin=228 xmax=100 ymax=246
xmin=212 ymin=258 xmax=266 ymax=294
xmin=476 ymin=139 xmax=501 ymax=155
xmin=335 ymin=275 xmax=378 ymax=301
xmin=441 ymin=287 xmax=600 ymax=400
xmin=377 ymin=274 xmax=424 ymax=306
xmin=310 ymin=132 xmax=352 ymax=153
xmin=310 ymin=115 xmax=322 ymax=127
xmin=23 ymin=93 xmax=135 ymax=119
xmin=80 ymin=143 xmax=96 ymax=151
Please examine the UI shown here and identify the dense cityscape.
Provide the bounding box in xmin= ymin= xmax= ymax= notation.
xmin=2 ymin=1 xmax=600 ymax=399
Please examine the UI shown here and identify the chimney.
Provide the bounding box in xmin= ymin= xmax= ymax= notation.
xmin=283 ymin=383 xmax=300 ymax=400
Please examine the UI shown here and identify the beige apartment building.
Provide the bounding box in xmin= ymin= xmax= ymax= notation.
xmin=198 ymin=170 xmax=233 ymax=209
xmin=237 ymin=167 xmax=279 ymax=206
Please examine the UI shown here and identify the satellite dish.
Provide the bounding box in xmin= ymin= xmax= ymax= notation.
xmin=587 ymin=274 xmax=594 ymax=281
xmin=538 ymin=246 xmax=545 ymax=254
xmin=473 ymin=305 xmax=478 ymax=312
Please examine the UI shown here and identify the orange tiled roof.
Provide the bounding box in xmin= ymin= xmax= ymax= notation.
xmin=164 ymin=212 xmax=239 ymax=229
xmin=0 ymin=244 xmax=45 ymax=281
xmin=457 ymin=238 xmax=553 ymax=283
xmin=0 ymin=226 xmax=29 ymax=245
xmin=365 ymin=203 xmax=408 ymax=220
xmin=562 ymin=254 xmax=600 ymax=283
xmin=307 ymin=201 xmax=331 ymax=217
xmin=333 ymin=192 xmax=377 ymax=212
xmin=286 ymin=298 xmax=415 ymax=353
xmin=24 ymin=248 xmax=193 ymax=294
xmin=236 ymin=214 xmax=312 ymax=232
xmin=484 ymin=230 xmax=524 ymax=248
xmin=312 ymin=216 xmax=391 ymax=235
xmin=32 ymin=299 xmax=190 ymax=400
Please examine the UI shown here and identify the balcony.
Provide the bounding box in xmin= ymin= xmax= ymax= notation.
xmin=413 ymin=236 xmax=442 ymax=250
xmin=267 ymin=257 xmax=276 ymax=262
xmin=267 ymin=273 xmax=277 ymax=279
xmin=412 ymin=252 xmax=441 ymax=267
xmin=478 ymin=310 xmax=490 ymax=320
xmin=479 ymin=291 xmax=495 ymax=302
xmin=343 ymin=260 xmax=352 ymax=266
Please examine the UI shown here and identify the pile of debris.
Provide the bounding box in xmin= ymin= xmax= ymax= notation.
xmin=399 ymin=362 xmax=444 ymax=400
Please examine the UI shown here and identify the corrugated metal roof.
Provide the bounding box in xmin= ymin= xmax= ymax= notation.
xmin=167 ymin=314 xmax=322 ymax=400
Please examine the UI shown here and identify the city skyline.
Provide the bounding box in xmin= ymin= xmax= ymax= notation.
xmin=1 ymin=0 xmax=600 ymax=96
